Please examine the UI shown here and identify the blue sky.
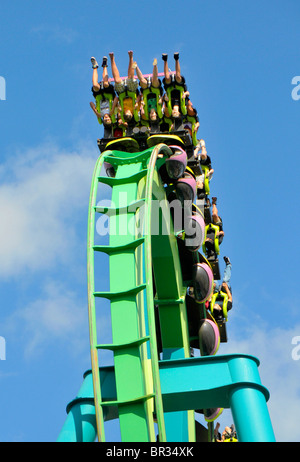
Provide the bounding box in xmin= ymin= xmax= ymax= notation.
xmin=0 ymin=0 xmax=300 ymax=442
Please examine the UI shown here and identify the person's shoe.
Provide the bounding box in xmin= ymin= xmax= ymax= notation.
xmin=223 ymin=256 xmax=231 ymax=265
xmin=162 ymin=53 xmax=168 ymax=61
xmin=212 ymin=197 xmax=217 ymax=205
xmin=101 ymin=56 xmax=108 ymax=68
xmin=174 ymin=52 xmax=179 ymax=61
xmin=91 ymin=57 xmax=99 ymax=69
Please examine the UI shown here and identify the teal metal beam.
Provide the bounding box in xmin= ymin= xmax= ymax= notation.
xmin=57 ymin=368 xmax=116 ymax=442
xmin=158 ymin=354 xmax=275 ymax=442
xmin=58 ymin=354 xmax=275 ymax=442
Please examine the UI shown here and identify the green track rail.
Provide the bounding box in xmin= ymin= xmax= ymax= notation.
xmin=87 ymin=141 xmax=199 ymax=442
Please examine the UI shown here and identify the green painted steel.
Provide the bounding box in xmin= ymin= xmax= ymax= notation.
xmin=144 ymin=143 xmax=196 ymax=441
xmin=87 ymin=153 xmax=106 ymax=442
xmin=87 ymin=145 xmax=169 ymax=442
xmin=64 ymin=136 xmax=276 ymax=443
xmin=86 ymin=142 xmax=198 ymax=442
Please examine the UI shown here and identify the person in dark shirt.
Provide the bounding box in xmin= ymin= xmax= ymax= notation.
xmin=90 ymin=55 xmax=119 ymax=126
xmin=133 ymin=58 xmax=163 ymax=122
xmin=204 ymin=196 xmax=225 ymax=259
xmin=212 ymin=256 xmax=233 ymax=318
xmin=194 ymin=139 xmax=214 ymax=199
xmin=162 ymin=52 xmax=190 ymax=126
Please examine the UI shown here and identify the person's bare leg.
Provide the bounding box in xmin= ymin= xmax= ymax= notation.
xmin=127 ymin=50 xmax=135 ymax=80
xmin=91 ymin=57 xmax=100 ymax=91
xmin=211 ymin=198 xmax=220 ymax=223
xmin=109 ymin=52 xmax=122 ymax=84
xmin=92 ymin=68 xmax=100 ymax=91
xmin=162 ymin=53 xmax=171 ymax=83
xmin=152 ymin=58 xmax=159 ymax=88
xmin=133 ymin=62 xmax=147 ymax=89
xmin=102 ymin=56 xmax=109 ymax=88
xmin=174 ymin=52 xmax=182 ymax=84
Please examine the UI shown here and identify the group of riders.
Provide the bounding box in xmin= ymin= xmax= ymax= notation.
xmin=90 ymin=51 xmax=199 ymax=141
xmin=90 ymin=52 xmax=236 ymax=440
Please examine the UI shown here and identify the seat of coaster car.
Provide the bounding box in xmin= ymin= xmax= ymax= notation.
xmin=185 ymin=293 xmax=227 ymax=347
xmin=147 ymin=130 xmax=194 ymax=154
xmin=98 ymin=137 xmax=140 ymax=153
xmin=207 ymin=258 xmax=220 ymax=280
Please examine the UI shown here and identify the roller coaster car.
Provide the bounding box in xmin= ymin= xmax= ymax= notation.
xmin=141 ymin=85 xmax=164 ymax=121
xmin=203 ymin=200 xmax=212 ymax=224
xmin=195 ymin=206 xmax=217 ymax=276
xmin=202 ymin=223 xmax=221 ymax=259
xmin=192 ymin=262 xmax=213 ymax=303
xmin=165 ymin=146 xmax=188 ymax=179
xmin=93 ymin=87 xmax=117 ymax=126
xmin=206 ymin=303 xmax=227 ymax=344
xmin=209 ymin=291 xmax=229 ymax=343
xmin=198 ymin=318 xmax=220 ymax=356
xmin=198 ymin=164 xmax=211 ymax=196
xmin=100 ymin=137 xmax=140 ymax=153
xmin=216 ymin=318 xmax=228 ymax=343
xmin=176 ymin=238 xmax=197 ymax=281
xmin=185 ymin=294 xmax=222 ymax=353
xmin=175 ymin=173 xmax=197 ymax=206
xmin=187 ymin=158 xmax=202 ymax=177
xmin=185 ymin=293 xmax=204 ymax=349
xmin=118 ymin=90 xmax=140 ymax=125
xmin=183 ymin=213 xmax=206 ymax=252
xmin=147 ymin=130 xmax=194 ymax=157
xmin=208 ymin=259 xmax=221 ymax=281
xmin=147 ymin=133 xmax=185 ymax=149
xmin=164 ymin=81 xmax=188 ymax=118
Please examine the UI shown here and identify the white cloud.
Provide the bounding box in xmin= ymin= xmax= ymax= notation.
xmin=0 ymin=141 xmax=96 ymax=278
xmin=220 ymin=311 xmax=300 ymax=442
xmin=6 ymin=280 xmax=88 ymax=360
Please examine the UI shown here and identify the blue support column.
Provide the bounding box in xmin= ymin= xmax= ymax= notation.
xmin=163 ymin=348 xmax=190 ymax=442
xmin=57 ymin=370 xmax=97 ymax=442
xmin=227 ymin=355 xmax=276 ymax=441
xmin=230 ymin=386 xmax=275 ymax=442
xmin=57 ymin=367 xmax=117 ymax=442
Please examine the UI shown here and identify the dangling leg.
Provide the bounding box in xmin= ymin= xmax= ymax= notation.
xmin=91 ymin=57 xmax=100 ymax=92
xmin=109 ymin=52 xmax=122 ymax=84
xmin=162 ymin=53 xmax=171 ymax=84
xmin=152 ymin=58 xmax=159 ymax=88
xmin=132 ymin=61 xmax=147 ymax=89
xmin=223 ymin=257 xmax=232 ymax=287
xmin=127 ymin=50 xmax=135 ymax=80
xmin=211 ymin=197 xmax=220 ymax=224
xmin=174 ymin=52 xmax=182 ymax=84
xmin=102 ymin=56 xmax=109 ymax=88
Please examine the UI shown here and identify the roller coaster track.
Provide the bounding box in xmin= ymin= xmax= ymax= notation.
xmin=87 ymin=138 xmax=198 ymax=442
xmin=58 ymin=134 xmax=276 ymax=443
